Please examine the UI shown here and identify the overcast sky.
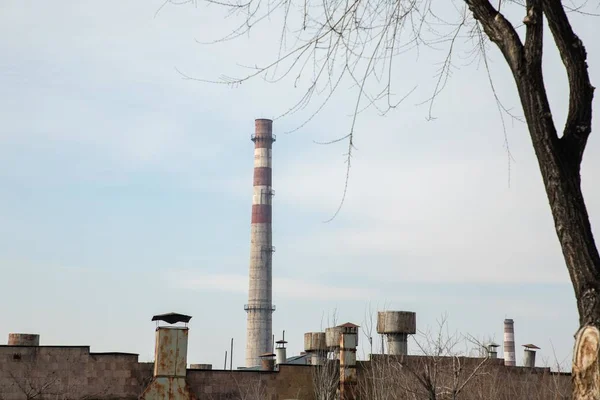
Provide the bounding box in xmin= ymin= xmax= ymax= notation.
xmin=1 ymin=1 xmax=598 ymax=370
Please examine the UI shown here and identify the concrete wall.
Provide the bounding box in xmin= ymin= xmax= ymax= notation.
xmin=187 ymin=365 xmax=315 ymax=400
xmin=363 ymin=355 xmax=572 ymax=399
xmin=0 ymin=346 xmax=153 ymax=400
xmin=0 ymin=345 xmax=571 ymax=400
xmin=0 ymin=345 xmax=314 ymax=400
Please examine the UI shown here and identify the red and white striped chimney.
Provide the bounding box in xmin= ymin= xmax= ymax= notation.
xmin=244 ymin=119 xmax=276 ymax=367
xmin=503 ymin=318 xmax=516 ymax=366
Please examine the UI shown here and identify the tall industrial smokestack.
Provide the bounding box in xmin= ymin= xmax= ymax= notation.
xmin=503 ymin=318 xmax=516 ymax=366
xmin=245 ymin=119 xmax=276 ymax=367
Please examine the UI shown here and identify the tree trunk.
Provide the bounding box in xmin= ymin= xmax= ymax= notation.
xmin=527 ymin=121 xmax=600 ymax=399
xmin=465 ymin=1 xmax=599 ymax=398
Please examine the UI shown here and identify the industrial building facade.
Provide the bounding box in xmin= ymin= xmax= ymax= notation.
xmin=0 ymin=313 xmax=572 ymax=400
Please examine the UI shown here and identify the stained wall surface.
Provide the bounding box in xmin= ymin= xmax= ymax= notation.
xmin=0 ymin=346 xmax=153 ymax=400
xmin=0 ymin=345 xmax=314 ymax=400
xmin=187 ymin=365 xmax=315 ymax=400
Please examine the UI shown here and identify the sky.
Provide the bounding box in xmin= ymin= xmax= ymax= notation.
xmin=0 ymin=0 xmax=598 ymax=371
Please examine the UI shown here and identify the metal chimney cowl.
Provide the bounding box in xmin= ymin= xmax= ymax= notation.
xmin=141 ymin=313 xmax=196 ymax=400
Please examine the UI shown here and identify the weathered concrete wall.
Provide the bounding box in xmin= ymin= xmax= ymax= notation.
xmin=0 ymin=345 xmax=314 ymax=400
xmin=363 ymin=355 xmax=572 ymax=399
xmin=187 ymin=365 xmax=315 ymax=400
xmin=0 ymin=345 xmax=571 ymax=400
xmin=0 ymin=346 xmax=153 ymax=400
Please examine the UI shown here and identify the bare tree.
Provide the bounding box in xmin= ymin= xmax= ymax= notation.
xmin=164 ymin=0 xmax=598 ymax=397
xmin=406 ymin=314 xmax=490 ymax=400
xmin=8 ymin=369 xmax=59 ymax=400
xmin=312 ymin=357 xmax=340 ymax=400
xmin=311 ymin=309 xmax=341 ymax=400
xmin=357 ymin=315 xmax=492 ymax=400
xmin=4 ymin=363 xmax=110 ymax=400
xmin=234 ymin=377 xmax=269 ymax=400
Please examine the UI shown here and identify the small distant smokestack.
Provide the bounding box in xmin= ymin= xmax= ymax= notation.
xmin=8 ymin=334 xmax=39 ymax=346
xmin=486 ymin=343 xmax=499 ymax=359
xmin=339 ymin=323 xmax=359 ymax=400
xmin=275 ymin=334 xmax=287 ymax=365
xmin=503 ymin=319 xmax=516 ymax=366
xmin=376 ymin=311 xmax=416 ymax=356
xmin=260 ymin=353 xmax=276 ymax=371
xmin=523 ymin=344 xmax=540 ymax=368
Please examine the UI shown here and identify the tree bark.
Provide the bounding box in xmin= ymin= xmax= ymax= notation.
xmin=465 ymin=0 xmax=599 ymax=398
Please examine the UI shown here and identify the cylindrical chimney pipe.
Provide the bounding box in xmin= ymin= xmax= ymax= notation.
xmin=486 ymin=343 xmax=499 ymax=359
xmin=245 ymin=119 xmax=276 ymax=368
xmin=522 ymin=344 xmax=539 ymax=368
xmin=275 ymin=340 xmax=287 ymax=365
xmin=260 ymin=353 xmax=276 ymax=371
xmin=523 ymin=349 xmax=536 ymax=367
xmin=503 ymin=319 xmax=516 ymax=366
xmin=275 ymin=347 xmax=286 ymax=365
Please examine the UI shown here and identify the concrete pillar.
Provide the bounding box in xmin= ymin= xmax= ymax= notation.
xmin=387 ymin=333 xmax=408 ymax=355
xmin=245 ymin=119 xmax=276 ymax=368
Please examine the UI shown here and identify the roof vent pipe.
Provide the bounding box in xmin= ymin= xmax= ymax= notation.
xmin=523 ymin=344 xmax=540 ymax=368
xmin=260 ymin=353 xmax=276 ymax=371
xmin=486 ymin=343 xmax=499 ymax=359
xmin=275 ymin=335 xmax=287 ymax=366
